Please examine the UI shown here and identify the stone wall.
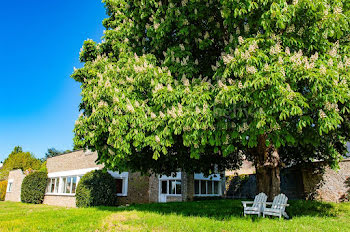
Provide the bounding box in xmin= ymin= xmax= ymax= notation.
xmin=43 ymin=195 xmax=76 ymax=207
xmin=302 ymin=159 xmax=350 ymax=202
xmin=118 ymin=172 xmax=150 ymax=205
xmin=46 ymin=150 xmax=102 ymax=173
xmin=5 ymin=169 xmax=25 ymax=202
xmin=181 ymin=172 xmax=194 ymax=201
xmin=149 ymin=174 xmax=159 ymax=203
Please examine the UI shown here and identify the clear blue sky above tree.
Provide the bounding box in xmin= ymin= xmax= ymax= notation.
xmin=0 ymin=0 xmax=106 ymax=162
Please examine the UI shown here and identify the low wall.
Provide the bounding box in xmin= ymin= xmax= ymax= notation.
xmin=302 ymin=159 xmax=350 ymax=202
xmin=225 ymin=159 xmax=350 ymax=202
xmin=43 ymin=195 xmax=76 ymax=207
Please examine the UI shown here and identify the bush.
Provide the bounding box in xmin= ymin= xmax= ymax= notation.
xmin=0 ymin=180 xmax=7 ymax=201
xmin=76 ymin=170 xmax=117 ymax=207
xmin=21 ymin=172 xmax=48 ymax=204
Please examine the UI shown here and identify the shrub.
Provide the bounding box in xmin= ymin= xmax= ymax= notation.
xmin=76 ymin=170 xmax=117 ymax=207
xmin=0 ymin=180 xmax=7 ymax=201
xmin=21 ymin=171 xmax=48 ymax=204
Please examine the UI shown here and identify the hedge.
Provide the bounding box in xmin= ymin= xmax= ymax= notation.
xmin=0 ymin=180 xmax=7 ymax=201
xmin=21 ymin=171 xmax=48 ymax=204
xmin=76 ymin=170 xmax=117 ymax=207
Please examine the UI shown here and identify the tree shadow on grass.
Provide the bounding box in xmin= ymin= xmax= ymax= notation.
xmin=96 ymin=199 xmax=340 ymax=221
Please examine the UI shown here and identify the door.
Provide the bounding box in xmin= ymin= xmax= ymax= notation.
xmin=159 ymin=180 xmax=168 ymax=203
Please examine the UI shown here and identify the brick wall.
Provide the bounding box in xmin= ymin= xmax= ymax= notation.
xmin=5 ymin=169 xmax=25 ymax=202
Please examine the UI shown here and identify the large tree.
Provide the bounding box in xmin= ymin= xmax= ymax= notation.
xmin=73 ymin=0 xmax=350 ymax=199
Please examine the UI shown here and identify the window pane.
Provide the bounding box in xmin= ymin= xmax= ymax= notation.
xmin=50 ymin=179 xmax=55 ymax=193
xmin=201 ymin=181 xmax=207 ymax=194
xmin=176 ymin=181 xmax=181 ymax=194
xmin=194 ymin=180 xmax=199 ymax=195
xmin=71 ymin=177 xmax=77 ymax=194
xmin=170 ymin=180 xmax=176 ymax=194
xmin=55 ymin=178 xmax=60 ymax=193
xmin=208 ymin=181 xmax=213 ymax=194
xmin=62 ymin=177 xmax=67 ymax=193
xmin=161 ymin=181 xmax=167 ymax=194
xmin=115 ymin=179 xmax=123 ymax=194
xmin=66 ymin=177 xmax=72 ymax=194
xmin=214 ymin=181 xmax=219 ymax=194
xmin=8 ymin=183 xmax=13 ymax=192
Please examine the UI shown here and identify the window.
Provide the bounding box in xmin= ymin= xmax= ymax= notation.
xmin=115 ymin=179 xmax=123 ymax=194
xmin=195 ymin=180 xmax=200 ymax=195
xmin=194 ymin=180 xmax=221 ymax=196
xmin=7 ymin=181 xmax=13 ymax=192
xmin=161 ymin=180 xmax=181 ymax=195
xmin=161 ymin=181 xmax=167 ymax=194
xmin=46 ymin=176 xmax=79 ymax=195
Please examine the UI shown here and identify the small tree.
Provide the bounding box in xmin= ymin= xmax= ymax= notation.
xmin=21 ymin=172 xmax=48 ymax=204
xmin=75 ymin=170 xmax=117 ymax=207
xmin=0 ymin=180 xmax=7 ymax=201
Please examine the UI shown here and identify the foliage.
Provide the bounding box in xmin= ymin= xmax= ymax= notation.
xmin=21 ymin=172 xmax=48 ymax=204
xmin=42 ymin=148 xmax=72 ymax=161
xmin=72 ymin=0 xmax=350 ymax=176
xmin=0 ymin=181 xmax=7 ymax=201
xmin=75 ymin=170 xmax=117 ymax=207
xmin=0 ymin=200 xmax=350 ymax=231
xmin=0 ymin=147 xmax=42 ymax=180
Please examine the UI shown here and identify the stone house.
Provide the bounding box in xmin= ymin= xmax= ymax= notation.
xmin=5 ymin=150 xmax=225 ymax=207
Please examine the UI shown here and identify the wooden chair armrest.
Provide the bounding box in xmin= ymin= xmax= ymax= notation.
xmin=241 ymin=201 xmax=254 ymax=207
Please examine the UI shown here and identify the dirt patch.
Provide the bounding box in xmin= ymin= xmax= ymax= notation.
xmin=98 ymin=211 xmax=143 ymax=232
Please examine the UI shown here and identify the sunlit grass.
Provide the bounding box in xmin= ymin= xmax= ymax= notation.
xmin=0 ymin=199 xmax=349 ymax=231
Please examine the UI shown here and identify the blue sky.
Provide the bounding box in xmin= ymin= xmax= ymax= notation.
xmin=0 ymin=0 xmax=106 ymax=162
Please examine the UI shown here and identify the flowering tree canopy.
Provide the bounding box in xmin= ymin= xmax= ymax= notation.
xmin=73 ymin=0 xmax=350 ymax=198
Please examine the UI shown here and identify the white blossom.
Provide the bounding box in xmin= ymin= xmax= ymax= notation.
xmin=319 ymin=109 xmax=327 ymax=119
xmin=320 ymin=65 xmax=327 ymax=75
xmin=238 ymin=36 xmax=244 ymax=45
xmin=155 ymin=135 xmax=161 ymax=143
xmin=334 ymin=6 xmax=343 ymax=15
xmin=246 ymin=65 xmax=257 ymax=74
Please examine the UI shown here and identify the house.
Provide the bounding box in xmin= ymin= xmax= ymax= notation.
xmin=5 ymin=150 xmax=225 ymax=207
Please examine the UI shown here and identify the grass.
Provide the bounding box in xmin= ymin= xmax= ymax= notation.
xmin=0 ymin=200 xmax=349 ymax=232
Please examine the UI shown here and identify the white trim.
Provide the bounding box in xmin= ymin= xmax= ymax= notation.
xmin=48 ymin=167 xmax=100 ymax=178
xmin=158 ymin=172 xmax=181 ymax=180
xmin=108 ymin=171 xmax=129 ymax=197
xmin=194 ymin=173 xmax=221 ymax=181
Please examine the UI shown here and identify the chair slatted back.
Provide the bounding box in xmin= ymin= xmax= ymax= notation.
xmin=252 ymin=193 xmax=268 ymax=208
xmin=271 ymin=193 xmax=288 ymax=210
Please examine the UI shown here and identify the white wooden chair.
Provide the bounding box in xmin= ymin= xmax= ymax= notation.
xmin=263 ymin=193 xmax=289 ymax=219
xmin=242 ymin=192 xmax=268 ymax=217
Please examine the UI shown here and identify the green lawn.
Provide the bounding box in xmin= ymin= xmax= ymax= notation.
xmin=0 ymin=200 xmax=349 ymax=232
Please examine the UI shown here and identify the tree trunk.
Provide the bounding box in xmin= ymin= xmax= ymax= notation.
xmin=254 ymin=135 xmax=281 ymax=200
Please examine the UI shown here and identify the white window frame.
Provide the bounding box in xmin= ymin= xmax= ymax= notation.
xmin=108 ymin=171 xmax=128 ymax=196
xmin=158 ymin=172 xmax=182 ymax=196
xmin=194 ymin=173 xmax=222 ymax=197
xmin=7 ymin=179 xmax=14 ymax=193
xmin=46 ymin=176 xmax=80 ymax=196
